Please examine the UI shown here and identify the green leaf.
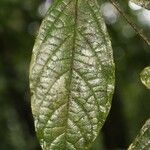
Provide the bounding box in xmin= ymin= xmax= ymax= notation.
xmin=140 ymin=66 xmax=150 ymax=89
xmin=128 ymin=119 xmax=150 ymax=150
xmin=30 ymin=0 xmax=115 ymax=149
xmin=130 ymin=0 xmax=150 ymax=10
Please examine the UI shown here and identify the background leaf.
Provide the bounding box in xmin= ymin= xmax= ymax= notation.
xmin=30 ymin=0 xmax=115 ymax=149
xmin=128 ymin=119 xmax=150 ymax=150
xmin=140 ymin=66 xmax=150 ymax=89
xmin=130 ymin=0 xmax=150 ymax=10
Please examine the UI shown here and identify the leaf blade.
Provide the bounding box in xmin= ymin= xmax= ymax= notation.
xmin=30 ymin=0 xmax=115 ymax=149
xmin=130 ymin=0 xmax=150 ymax=10
xmin=140 ymin=66 xmax=150 ymax=89
xmin=128 ymin=119 xmax=150 ymax=150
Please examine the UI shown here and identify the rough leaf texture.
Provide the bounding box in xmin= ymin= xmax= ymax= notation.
xmin=130 ymin=0 xmax=150 ymax=10
xmin=140 ymin=66 xmax=150 ymax=89
xmin=30 ymin=0 xmax=115 ymax=149
xmin=128 ymin=119 xmax=150 ymax=150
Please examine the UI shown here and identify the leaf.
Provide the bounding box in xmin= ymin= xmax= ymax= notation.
xmin=140 ymin=66 xmax=150 ymax=89
xmin=130 ymin=0 xmax=150 ymax=10
xmin=128 ymin=119 xmax=150 ymax=150
xmin=29 ymin=0 xmax=115 ymax=149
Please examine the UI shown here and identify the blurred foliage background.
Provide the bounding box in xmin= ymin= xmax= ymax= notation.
xmin=0 ymin=0 xmax=150 ymax=149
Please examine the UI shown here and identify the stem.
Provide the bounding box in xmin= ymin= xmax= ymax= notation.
xmin=109 ymin=0 xmax=150 ymax=46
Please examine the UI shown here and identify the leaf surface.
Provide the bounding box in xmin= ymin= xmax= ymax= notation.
xmin=128 ymin=119 xmax=150 ymax=150
xmin=130 ymin=0 xmax=150 ymax=10
xmin=140 ymin=66 xmax=150 ymax=89
xmin=30 ymin=0 xmax=115 ymax=149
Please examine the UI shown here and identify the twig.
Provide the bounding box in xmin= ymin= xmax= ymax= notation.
xmin=109 ymin=0 xmax=150 ymax=46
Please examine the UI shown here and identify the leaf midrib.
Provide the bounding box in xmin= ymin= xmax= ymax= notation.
xmin=64 ymin=0 xmax=79 ymax=146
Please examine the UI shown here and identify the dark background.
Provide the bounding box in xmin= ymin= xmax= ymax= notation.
xmin=0 ymin=0 xmax=150 ymax=149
